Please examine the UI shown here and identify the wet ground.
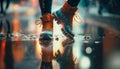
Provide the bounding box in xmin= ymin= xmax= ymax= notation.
xmin=0 ymin=0 xmax=120 ymax=69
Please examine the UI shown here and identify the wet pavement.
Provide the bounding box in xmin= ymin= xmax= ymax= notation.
xmin=0 ymin=0 xmax=120 ymax=69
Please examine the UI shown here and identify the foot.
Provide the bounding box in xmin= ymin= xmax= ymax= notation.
xmin=53 ymin=2 xmax=77 ymax=39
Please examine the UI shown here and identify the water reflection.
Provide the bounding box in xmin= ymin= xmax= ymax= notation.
xmin=12 ymin=41 xmax=27 ymax=63
xmin=0 ymin=0 xmax=120 ymax=69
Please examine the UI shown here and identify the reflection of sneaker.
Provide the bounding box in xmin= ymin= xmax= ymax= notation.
xmin=39 ymin=30 xmax=53 ymax=47
xmin=39 ymin=30 xmax=53 ymax=62
xmin=54 ymin=2 xmax=77 ymax=39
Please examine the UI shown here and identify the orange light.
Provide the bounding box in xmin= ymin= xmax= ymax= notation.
xmin=1 ymin=40 xmax=6 ymax=61
xmin=12 ymin=41 xmax=26 ymax=63
xmin=14 ymin=12 xmax=19 ymax=17
xmin=30 ymin=0 xmax=38 ymax=7
xmin=12 ymin=18 xmax=20 ymax=33
xmin=25 ymin=9 xmax=35 ymax=15
xmin=13 ymin=4 xmax=19 ymax=10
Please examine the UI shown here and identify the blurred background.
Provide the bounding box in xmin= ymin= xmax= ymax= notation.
xmin=0 ymin=0 xmax=120 ymax=69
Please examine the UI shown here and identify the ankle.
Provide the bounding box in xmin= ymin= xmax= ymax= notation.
xmin=40 ymin=13 xmax=54 ymax=31
xmin=62 ymin=2 xmax=77 ymax=16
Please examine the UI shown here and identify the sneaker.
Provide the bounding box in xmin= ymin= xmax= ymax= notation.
xmin=40 ymin=13 xmax=54 ymax=31
xmin=53 ymin=2 xmax=78 ymax=39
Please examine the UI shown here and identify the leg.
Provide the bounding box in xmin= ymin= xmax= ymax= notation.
xmin=0 ymin=21 xmax=3 ymax=33
xmin=5 ymin=0 xmax=10 ymax=11
xmin=98 ymin=4 xmax=103 ymax=15
xmin=6 ymin=20 xmax=11 ymax=37
xmin=39 ymin=0 xmax=52 ymax=15
xmin=67 ymin=0 xmax=80 ymax=7
xmin=4 ymin=39 xmax=14 ymax=69
xmin=39 ymin=0 xmax=53 ymax=69
xmin=0 ymin=0 xmax=4 ymax=13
